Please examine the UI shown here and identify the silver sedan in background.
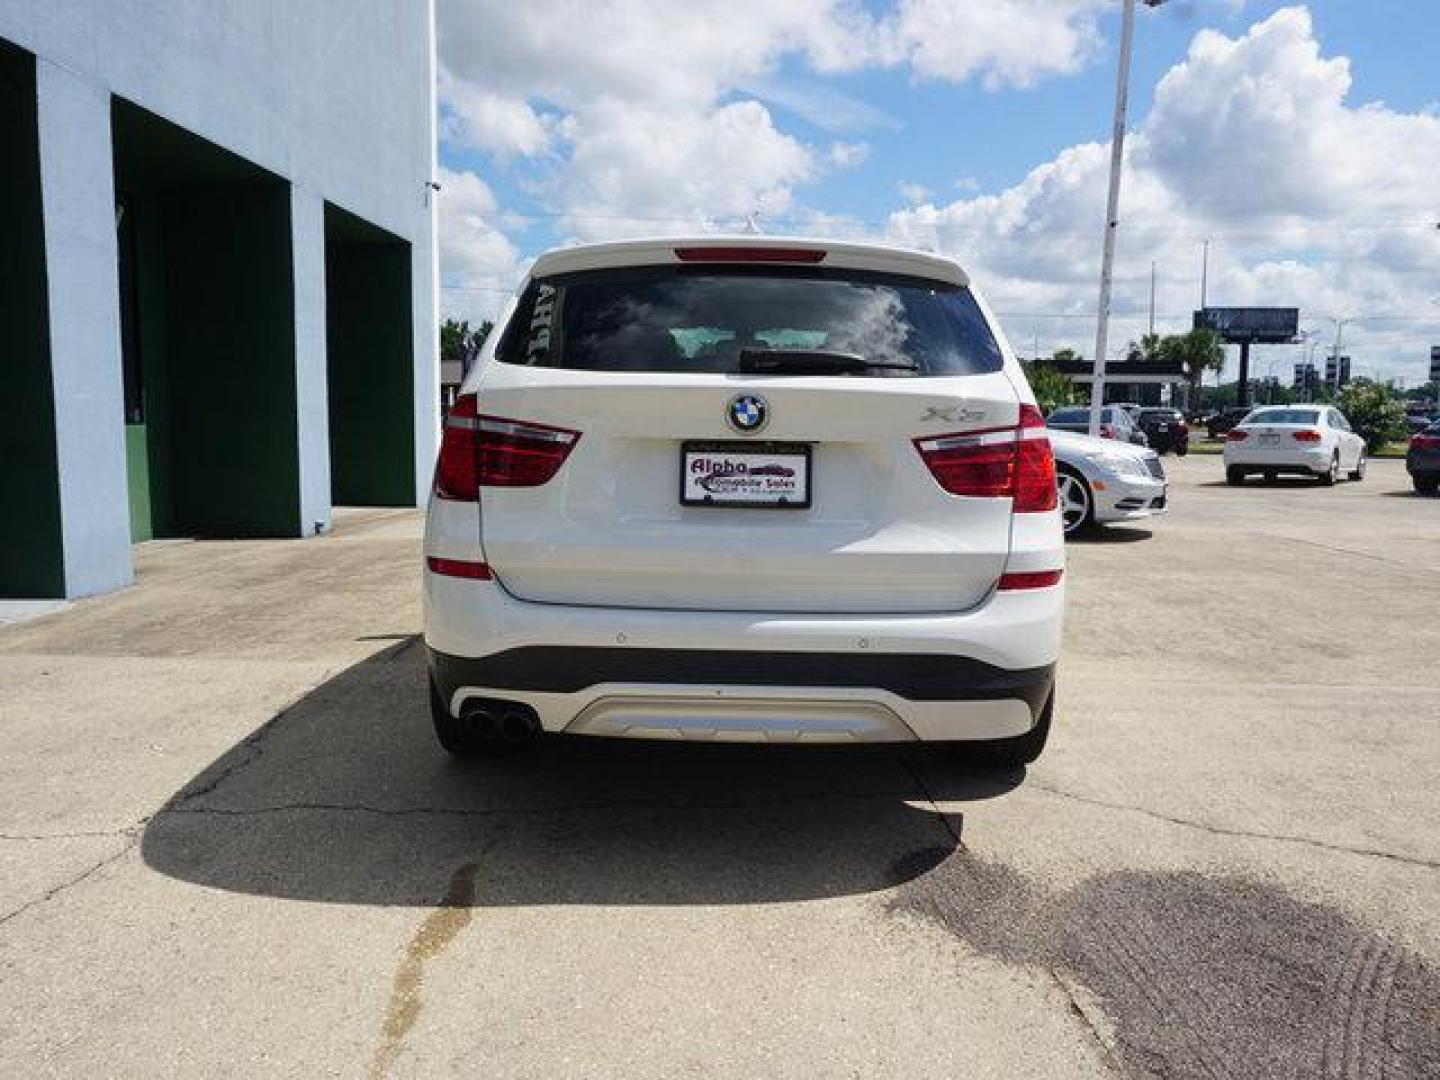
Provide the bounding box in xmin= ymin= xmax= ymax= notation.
xmin=1047 ymin=428 xmax=1168 ymax=537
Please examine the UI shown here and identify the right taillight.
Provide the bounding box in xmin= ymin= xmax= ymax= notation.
xmin=434 ymin=393 xmax=581 ymax=501
xmin=1413 ymin=433 xmax=1440 ymax=450
xmin=1292 ymin=429 xmax=1322 ymax=443
xmin=915 ymin=404 xmax=1057 ymax=512
xmin=1226 ymin=429 xmax=1249 ymax=441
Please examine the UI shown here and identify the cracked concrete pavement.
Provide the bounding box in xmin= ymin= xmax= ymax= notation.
xmin=0 ymin=459 xmax=1436 ymax=1078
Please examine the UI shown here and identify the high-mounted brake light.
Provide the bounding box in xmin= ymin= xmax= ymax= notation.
xmin=1291 ymin=429 xmax=1322 ymax=443
xmin=673 ymin=246 xmax=827 ymax=264
xmin=998 ymin=569 xmax=1064 ymax=591
xmin=914 ymin=404 xmax=1057 ymax=512
xmin=434 ymin=393 xmax=581 ymax=501
xmin=1226 ymin=429 xmax=1249 ymax=442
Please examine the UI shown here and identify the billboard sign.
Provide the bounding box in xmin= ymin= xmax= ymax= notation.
xmin=1193 ymin=307 xmax=1300 ymax=344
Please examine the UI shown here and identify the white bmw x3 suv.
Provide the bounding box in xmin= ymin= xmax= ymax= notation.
xmin=424 ymin=238 xmax=1065 ymax=764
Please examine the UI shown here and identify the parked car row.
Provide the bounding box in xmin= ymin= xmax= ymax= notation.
xmin=1044 ymin=406 xmax=1189 ymax=456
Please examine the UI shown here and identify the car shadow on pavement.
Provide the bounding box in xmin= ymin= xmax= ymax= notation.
xmin=1070 ymin=526 xmax=1153 ymax=544
xmin=141 ymin=639 xmax=1019 ymax=908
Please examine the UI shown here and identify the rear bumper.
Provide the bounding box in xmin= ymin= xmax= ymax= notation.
xmin=1407 ymin=449 xmax=1440 ymax=477
xmin=428 ymin=645 xmax=1055 ymax=744
xmin=1224 ymin=445 xmax=1331 ymax=474
xmin=424 ymin=574 xmax=1062 ymax=743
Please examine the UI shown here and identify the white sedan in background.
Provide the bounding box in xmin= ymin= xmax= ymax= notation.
xmin=1223 ymin=406 xmax=1366 ymax=485
xmin=1048 ymin=428 xmax=1168 ymax=537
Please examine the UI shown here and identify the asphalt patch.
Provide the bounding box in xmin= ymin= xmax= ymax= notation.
xmin=895 ymin=852 xmax=1440 ymax=1079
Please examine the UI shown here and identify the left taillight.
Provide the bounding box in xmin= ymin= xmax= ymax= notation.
xmin=434 ymin=393 xmax=581 ymax=500
xmin=435 ymin=394 xmax=482 ymax=501
xmin=915 ymin=404 xmax=1058 ymax=512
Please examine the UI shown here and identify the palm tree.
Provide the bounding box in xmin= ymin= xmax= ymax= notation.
xmin=1160 ymin=329 xmax=1224 ymax=409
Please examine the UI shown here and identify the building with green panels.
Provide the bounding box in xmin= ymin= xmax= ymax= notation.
xmin=1 ymin=2 xmax=439 ymax=598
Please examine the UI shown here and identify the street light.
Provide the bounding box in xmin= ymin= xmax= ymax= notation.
xmin=1089 ymin=0 xmax=1168 ymax=437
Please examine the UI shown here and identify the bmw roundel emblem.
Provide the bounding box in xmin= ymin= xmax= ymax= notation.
xmin=727 ymin=394 xmax=769 ymax=434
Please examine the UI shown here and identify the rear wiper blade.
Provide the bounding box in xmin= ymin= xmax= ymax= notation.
xmin=738 ymin=348 xmax=917 ymax=374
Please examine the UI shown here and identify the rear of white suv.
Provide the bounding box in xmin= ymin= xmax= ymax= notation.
xmin=424 ymin=238 xmax=1064 ymax=764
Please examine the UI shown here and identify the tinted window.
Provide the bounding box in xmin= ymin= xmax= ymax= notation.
xmin=1247 ymin=409 xmax=1319 ymax=425
xmin=496 ymin=266 xmax=1003 ymax=377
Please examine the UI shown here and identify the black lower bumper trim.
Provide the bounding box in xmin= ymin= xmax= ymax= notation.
xmin=428 ymin=646 xmax=1055 ymax=719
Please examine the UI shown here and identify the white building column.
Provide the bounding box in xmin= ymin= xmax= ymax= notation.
xmin=290 ymin=185 xmax=332 ymax=536
xmin=34 ymin=59 xmax=132 ymax=597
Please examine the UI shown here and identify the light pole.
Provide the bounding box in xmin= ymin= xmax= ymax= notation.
xmin=1089 ymin=0 xmax=1167 ymax=436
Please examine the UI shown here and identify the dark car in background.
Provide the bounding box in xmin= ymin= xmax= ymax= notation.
xmin=1408 ymin=417 xmax=1440 ymax=495
xmin=1206 ymin=407 xmax=1254 ymax=439
xmin=1137 ymin=407 xmax=1190 ymax=455
xmin=1047 ymin=406 xmax=1149 ymax=447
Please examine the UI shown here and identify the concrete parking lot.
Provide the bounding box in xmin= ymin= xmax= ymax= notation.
xmin=1 ymin=456 xmax=1436 ymax=1078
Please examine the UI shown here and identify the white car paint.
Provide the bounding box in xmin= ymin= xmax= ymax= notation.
xmin=423 ymin=236 xmax=1065 ymax=752
xmin=1222 ymin=406 xmax=1367 ymax=484
xmin=1047 ymin=429 xmax=1168 ymax=536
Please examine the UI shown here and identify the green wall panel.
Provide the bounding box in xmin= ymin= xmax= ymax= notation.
xmin=160 ymin=184 xmax=300 ymax=536
xmin=0 ymin=49 xmax=65 ymax=597
xmin=325 ymin=208 xmax=415 ymax=506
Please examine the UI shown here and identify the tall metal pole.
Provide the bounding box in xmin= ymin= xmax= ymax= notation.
xmin=1088 ymin=0 xmax=1139 ymax=436
xmin=1200 ymin=239 xmax=1209 ymax=309
xmin=1149 ymin=260 xmax=1156 ymax=337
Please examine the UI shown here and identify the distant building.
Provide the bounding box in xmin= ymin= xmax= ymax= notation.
xmin=1046 ymin=357 xmax=1187 ymax=407
xmin=1 ymin=3 xmax=438 ymax=599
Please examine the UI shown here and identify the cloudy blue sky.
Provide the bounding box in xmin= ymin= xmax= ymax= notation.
xmin=435 ymin=1 xmax=1439 ymax=385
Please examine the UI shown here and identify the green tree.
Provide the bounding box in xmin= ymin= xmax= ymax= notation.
xmin=1159 ymin=329 xmax=1225 ymax=408
xmin=1021 ymin=362 xmax=1078 ymax=413
xmin=1336 ymin=380 xmax=1409 ymax=452
xmin=440 ymin=318 xmax=495 ymax=370
xmin=1125 ymin=332 xmax=1162 ymax=364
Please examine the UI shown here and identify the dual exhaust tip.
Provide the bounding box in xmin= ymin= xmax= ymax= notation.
xmin=458 ymin=699 xmax=540 ymax=744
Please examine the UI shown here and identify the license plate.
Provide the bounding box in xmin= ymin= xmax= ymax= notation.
xmin=1260 ymin=434 xmax=1280 ymax=445
xmin=681 ymin=441 xmax=811 ymax=509
xmin=1156 ymin=424 xmax=1170 ymax=432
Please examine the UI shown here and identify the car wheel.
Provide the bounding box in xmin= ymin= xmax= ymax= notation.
xmin=1226 ymin=466 xmax=1245 ymax=485
xmin=974 ymin=692 xmax=1054 ymax=770
xmin=1415 ymin=476 xmax=1439 ymax=496
xmin=1056 ymin=468 xmax=1094 ymax=537
xmin=430 ymin=678 xmax=538 ymax=758
xmin=1176 ymin=443 xmax=1189 ymax=458
xmin=1349 ymin=452 xmax=1366 ymax=481
xmin=1318 ymin=453 xmax=1338 ymax=486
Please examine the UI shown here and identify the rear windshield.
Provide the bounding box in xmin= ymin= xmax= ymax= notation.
xmin=1247 ymin=409 xmax=1319 ymax=425
xmin=495 ymin=265 xmax=1003 ymax=377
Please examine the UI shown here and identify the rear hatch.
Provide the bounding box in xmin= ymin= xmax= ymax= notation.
xmin=471 ymin=244 xmax=1025 ymax=614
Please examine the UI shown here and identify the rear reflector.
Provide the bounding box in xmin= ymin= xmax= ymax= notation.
xmin=1291 ymin=429 xmax=1322 ymax=443
xmin=673 ymin=246 xmax=826 ymax=264
xmin=433 ymin=393 xmax=581 ymax=499
xmin=998 ymin=569 xmax=1064 ymax=591
xmin=914 ymin=404 xmax=1058 ymax=512
xmin=426 ymin=557 xmax=492 ymax=580
xmin=1226 ymin=429 xmax=1249 ymax=441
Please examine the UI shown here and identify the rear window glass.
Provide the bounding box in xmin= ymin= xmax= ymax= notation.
xmin=495 ymin=265 xmax=1003 ymax=377
xmin=1247 ymin=409 xmax=1319 ymax=425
